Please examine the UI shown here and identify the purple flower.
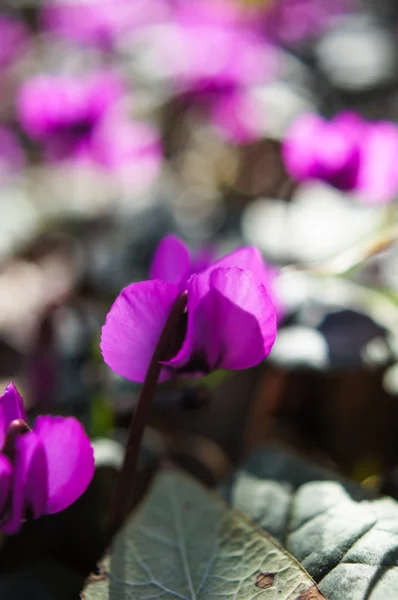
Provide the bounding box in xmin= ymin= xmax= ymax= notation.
xmin=90 ymin=116 xmax=162 ymax=177
xmin=152 ymin=2 xmax=275 ymax=142
xmin=282 ymin=112 xmax=398 ymax=203
xmin=261 ymin=0 xmax=351 ymax=44
xmin=101 ymin=235 xmax=277 ymax=383
xmin=17 ymin=71 xmax=125 ymax=162
xmin=0 ymin=382 xmax=94 ymax=534
xmin=40 ymin=0 xmax=170 ymax=51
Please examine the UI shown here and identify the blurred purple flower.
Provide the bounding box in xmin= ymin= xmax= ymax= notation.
xmin=283 ymin=112 xmax=398 ymax=203
xmin=0 ymin=15 xmax=29 ymax=69
xmin=40 ymin=0 xmax=170 ymax=51
xmin=261 ymin=0 xmax=351 ymax=44
xmin=101 ymin=235 xmax=277 ymax=383
xmin=155 ymin=2 xmax=275 ymax=142
xmin=0 ymin=125 xmax=25 ymax=178
xmin=17 ymin=71 xmax=161 ymax=178
xmin=91 ymin=116 xmax=162 ymax=173
xmin=0 ymin=382 xmax=94 ymax=534
xmin=17 ymin=71 xmax=125 ymax=162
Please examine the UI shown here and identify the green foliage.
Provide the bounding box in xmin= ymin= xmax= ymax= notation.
xmin=223 ymin=445 xmax=398 ymax=599
xmin=83 ymin=470 xmax=322 ymax=599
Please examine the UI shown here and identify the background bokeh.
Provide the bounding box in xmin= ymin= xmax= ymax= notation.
xmin=0 ymin=0 xmax=398 ymax=495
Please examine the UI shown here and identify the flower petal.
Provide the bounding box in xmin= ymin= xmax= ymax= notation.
xmin=161 ymin=273 xmax=207 ymax=372
xmin=150 ymin=235 xmax=191 ymax=286
xmin=0 ymin=455 xmax=12 ymax=517
xmin=207 ymin=246 xmax=277 ymax=295
xmin=283 ymin=112 xmax=362 ymax=191
xmin=101 ymin=280 xmax=180 ymax=382
xmin=164 ymin=267 xmax=277 ymax=373
xmin=206 ymin=267 xmax=276 ymax=369
xmin=209 ymin=246 xmax=283 ymax=318
xmin=162 ymin=246 xmax=275 ymax=372
xmin=0 ymin=383 xmax=27 ymax=450
xmin=33 ymin=415 xmax=94 ymax=515
xmin=204 ymin=267 xmax=277 ymax=370
xmin=2 ymin=431 xmax=47 ymax=534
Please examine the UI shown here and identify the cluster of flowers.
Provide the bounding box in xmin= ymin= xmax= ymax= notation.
xmin=1 ymin=0 xmax=397 ymax=536
xmin=3 ymin=0 xmax=396 ymax=206
xmin=0 ymin=0 xmax=360 ymax=185
xmin=0 ymin=233 xmax=280 ymax=535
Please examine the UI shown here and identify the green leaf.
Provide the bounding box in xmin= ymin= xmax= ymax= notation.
xmin=223 ymin=445 xmax=398 ymax=599
xmin=82 ymin=470 xmax=324 ymax=599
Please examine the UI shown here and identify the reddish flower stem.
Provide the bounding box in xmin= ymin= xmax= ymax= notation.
xmin=106 ymin=292 xmax=188 ymax=542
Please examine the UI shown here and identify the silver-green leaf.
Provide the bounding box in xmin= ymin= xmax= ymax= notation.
xmin=223 ymin=445 xmax=398 ymax=600
xmin=82 ymin=470 xmax=324 ymax=599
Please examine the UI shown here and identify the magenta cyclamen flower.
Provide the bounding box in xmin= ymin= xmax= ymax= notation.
xmin=283 ymin=112 xmax=398 ymax=203
xmin=101 ymin=235 xmax=277 ymax=382
xmin=17 ymin=71 xmax=125 ymax=162
xmin=0 ymin=383 xmax=94 ymax=534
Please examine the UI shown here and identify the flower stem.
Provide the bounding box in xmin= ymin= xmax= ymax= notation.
xmin=106 ymin=292 xmax=188 ymax=542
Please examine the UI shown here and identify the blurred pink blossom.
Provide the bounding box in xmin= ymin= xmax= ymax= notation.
xmin=17 ymin=71 xmax=124 ymax=162
xmin=283 ymin=112 xmax=398 ymax=204
xmin=17 ymin=70 xmax=162 ymax=184
xmin=90 ymin=116 xmax=162 ymax=187
xmin=17 ymin=71 xmax=125 ymax=151
xmin=91 ymin=117 xmax=161 ymax=170
xmin=155 ymin=1 xmax=275 ymax=142
xmin=261 ymin=0 xmax=352 ymax=44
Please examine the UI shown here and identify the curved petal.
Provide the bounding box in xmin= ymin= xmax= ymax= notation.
xmin=0 ymin=383 xmax=27 ymax=450
xmin=204 ymin=267 xmax=277 ymax=369
xmin=150 ymin=235 xmax=191 ymax=286
xmin=163 ymin=267 xmax=277 ymax=373
xmin=101 ymin=280 xmax=180 ymax=382
xmin=163 ymin=249 xmax=272 ymax=371
xmin=0 ymin=455 xmax=12 ymax=517
xmin=206 ymin=246 xmax=277 ymax=295
xmin=212 ymin=248 xmax=283 ymax=320
xmin=2 ymin=431 xmax=47 ymax=534
xmin=33 ymin=415 xmax=94 ymax=515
